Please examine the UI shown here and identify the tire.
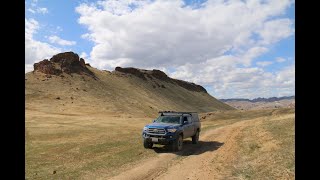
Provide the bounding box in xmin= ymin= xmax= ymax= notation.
xmin=143 ymin=139 xmax=153 ymax=149
xmin=172 ymin=135 xmax=183 ymax=151
xmin=192 ymin=130 xmax=199 ymax=144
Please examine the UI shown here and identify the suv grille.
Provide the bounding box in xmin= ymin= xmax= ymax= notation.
xmin=148 ymin=128 xmax=166 ymax=135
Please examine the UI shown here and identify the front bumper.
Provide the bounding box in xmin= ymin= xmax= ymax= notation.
xmin=142 ymin=132 xmax=176 ymax=145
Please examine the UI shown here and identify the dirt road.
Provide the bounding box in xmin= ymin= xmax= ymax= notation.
xmin=106 ymin=119 xmax=256 ymax=180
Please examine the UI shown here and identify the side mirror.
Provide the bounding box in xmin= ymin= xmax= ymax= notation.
xmin=153 ymin=119 xmax=156 ymax=123
xmin=183 ymin=120 xmax=188 ymax=125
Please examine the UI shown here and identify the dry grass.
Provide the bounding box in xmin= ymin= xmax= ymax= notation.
xmin=196 ymin=108 xmax=295 ymax=180
xmin=26 ymin=108 xmax=294 ymax=179
xmin=26 ymin=112 xmax=159 ymax=179
xmin=231 ymin=110 xmax=295 ymax=179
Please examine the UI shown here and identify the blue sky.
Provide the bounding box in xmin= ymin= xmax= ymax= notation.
xmin=25 ymin=0 xmax=295 ymax=99
xmin=26 ymin=0 xmax=91 ymax=54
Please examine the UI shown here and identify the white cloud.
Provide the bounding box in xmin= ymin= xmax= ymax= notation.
xmin=48 ymin=35 xmax=76 ymax=46
xmin=76 ymin=0 xmax=293 ymax=69
xmin=81 ymin=33 xmax=93 ymax=41
xmin=27 ymin=0 xmax=48 ymax=14
xmin=27 ymin=8 xmax=36 ymax=14
xmin=94 ymin=57 xmax=133 ymax=70
xmin=56 ymin=26 xmax=63 ymax=32
xmin=97 ymin=0 xmax=152 ymax=15
xmin=28 ymin=7 xmax=48 ymax=14
xmin=256 ymin=18 xmax=294 ymax=45
xmin=75 ymin=0 xmax=294 ymax=98
xmin=25 ymin=18 xmax=39 ymax=39
xmin=80 ymin=52 xmax=88 ymax=59
xmin=37 ymin=7 xmax=48 ymax=14
xmin=25 ymin=18 xmax=61 ymax=73
xmin=240 ymin=47 xmax=269 ymax=66
xmin=170 ymin=59 xmax=294 ymax=99
xmin=275 ymin=63 xmax=295 ymax=86
xmin=276 ymin=57 xmax=286 ymax=63
xmin=256 ymin=61 xmax=273 ymax=67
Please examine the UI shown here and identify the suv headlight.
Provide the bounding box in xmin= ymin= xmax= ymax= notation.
xmin=143 ymin=127 xmax=148 ymax=131
xmin=167 ymin=128 xmax=177 ymax=133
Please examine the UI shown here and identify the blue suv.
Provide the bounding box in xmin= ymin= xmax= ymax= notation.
xmin=142 ymin=111 xmax=201 ymax=151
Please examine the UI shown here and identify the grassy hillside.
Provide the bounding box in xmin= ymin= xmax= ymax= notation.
xmin=26 ymin=65 xmax=233 ymax=117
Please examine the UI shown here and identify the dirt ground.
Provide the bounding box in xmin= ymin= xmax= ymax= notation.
xmin=26 ymin=108 xmax=294 ymax=179
xmin=87 ymin=109 xmax=295 ymax=180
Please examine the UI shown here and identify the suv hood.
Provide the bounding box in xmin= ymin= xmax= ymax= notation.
xmin=146 ymin=123 xmax=180 ymax=129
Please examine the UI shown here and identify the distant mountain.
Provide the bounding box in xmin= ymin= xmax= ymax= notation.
xmin=220 ymin=96 xmax=295 ymax=103
xmin=219 ymin=96 xmax=295 ymax=110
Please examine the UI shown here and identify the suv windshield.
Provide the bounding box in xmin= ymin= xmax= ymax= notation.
xmin=154 ymin=116 xmax=181 ymax=124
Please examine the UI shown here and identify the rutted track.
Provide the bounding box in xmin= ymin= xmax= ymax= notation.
xmin=107 ymin=119 xmax=256 ymax=180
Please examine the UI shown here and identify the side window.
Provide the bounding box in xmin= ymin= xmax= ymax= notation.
xmin=187 ymin=116 xmax=192 ymax=123
xmin=183 ymin=116 xmax=188 ymax=122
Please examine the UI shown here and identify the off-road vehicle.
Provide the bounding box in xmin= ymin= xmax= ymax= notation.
xmin=142 ymin=111 xmax=201 ymax=151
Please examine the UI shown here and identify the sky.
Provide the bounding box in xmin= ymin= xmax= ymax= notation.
xmin=25 ymin=0 xmax=295 ymax=99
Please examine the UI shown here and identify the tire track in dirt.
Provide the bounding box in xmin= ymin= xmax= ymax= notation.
xmin=108 ymin=119 xmax=257 ymax=180
xmin=154 ymin=120 xmax=250 ymax=180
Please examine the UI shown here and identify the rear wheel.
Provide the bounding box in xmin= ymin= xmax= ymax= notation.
xmin=172 ymin=135 xmax=183 ymax=151
xmin=143 ymin=139 xmax=153 ymax=149
xmin=192 ymin=130 xmax=199 ymax=144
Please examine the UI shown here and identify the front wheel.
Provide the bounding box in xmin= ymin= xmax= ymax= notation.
xmin=143 ymin=139 xmax=153 ymax=149
xmin=192 ymin=130 xmax=199 ymax=144
xmin=172 ymin=135 xmax=183 ymax=151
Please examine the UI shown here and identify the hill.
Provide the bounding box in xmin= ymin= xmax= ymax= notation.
xmin=220 ymin=96 xmax=295 ymax=103
xmin=219 ymin=96 xmax=295 ymax=110
xmin=25 ymin=52 xmax=234 ymax=116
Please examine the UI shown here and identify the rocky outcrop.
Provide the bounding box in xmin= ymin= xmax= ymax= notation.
xmin=33 ymin=52 xmax=95 ymax=77
xmin=33 ymin=59 xmax=62 ymax=75
xmin=172 ymin=79 xmax=207 ymax=93
xmin=33 ymin=53 xmax=207 ymax=93
xmin=115 ymin=67 xmax=147 ymax=80
xmin=80 ymin=58 xmax=86 ymax=68
xmin=115 ymin=67 xmax=207 ymax=93
xmin=50 ymin=52 xmax=79 ymax=64
xmin=150 ymin=69 xmax=171 ymax=82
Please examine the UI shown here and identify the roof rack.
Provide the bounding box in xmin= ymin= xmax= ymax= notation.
xmin=158 ymin=111 xmax=197 ymax=114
